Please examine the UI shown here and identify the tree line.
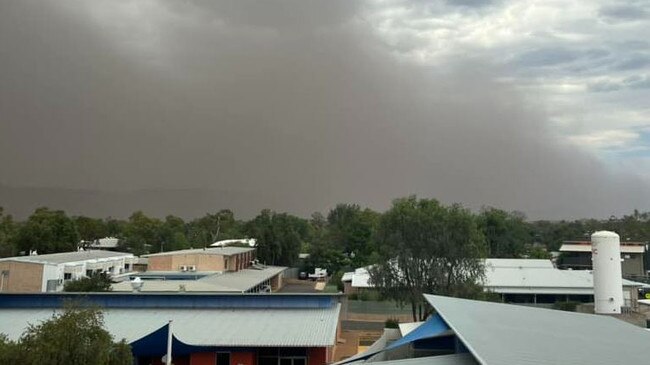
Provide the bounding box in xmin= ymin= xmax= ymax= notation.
xmin=1 ymin=200 xmax=649 ymax=269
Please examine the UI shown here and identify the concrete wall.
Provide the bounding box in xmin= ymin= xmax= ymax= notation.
xmin=271 ymin=272 xmax=283 ymax=291
xmin=0 ymin=261 xmax=44 ymax=293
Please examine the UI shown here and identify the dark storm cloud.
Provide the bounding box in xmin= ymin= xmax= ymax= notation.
xmin=0 ymin=0 xmax=649 ymax=220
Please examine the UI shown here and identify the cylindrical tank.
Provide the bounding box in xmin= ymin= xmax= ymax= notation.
xmin=592 ymin=231 xmax=624 ymax=314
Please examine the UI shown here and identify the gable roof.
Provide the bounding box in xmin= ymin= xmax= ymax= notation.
xmin=425 ymin=294 xmax=650 ymax=365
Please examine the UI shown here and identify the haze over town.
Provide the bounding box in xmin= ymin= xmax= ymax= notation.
xmin=1 ymin=0 xmax=649 ymax=220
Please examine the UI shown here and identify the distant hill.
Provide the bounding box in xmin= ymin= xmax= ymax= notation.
xmin=0 ymin=184 xmax=292 ymax=220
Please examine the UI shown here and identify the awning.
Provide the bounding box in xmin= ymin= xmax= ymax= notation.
xmin=130 ymin=323 xmax=213 ymax=357
xmin=384 ymin=314 xmax=450 ymax=351
xmin=336 ymin=314 xmax=451 ymax=365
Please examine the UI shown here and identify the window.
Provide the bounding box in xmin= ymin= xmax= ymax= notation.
xmin=259 ymin=348 xmax=307 ymax=365
xmin=86 ymin=270 xmax=92 ymax=277
xmin=216 ymin=352 xmax=230 ymax=365
xmin=63 ymin=273 xmax=72 ymax=280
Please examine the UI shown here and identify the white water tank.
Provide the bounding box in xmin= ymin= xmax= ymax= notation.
xmin=592 ymin=231 xmax=624 ymax=314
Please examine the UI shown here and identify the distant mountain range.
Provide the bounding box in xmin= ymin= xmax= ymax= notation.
xmin=0 ymin=184 xmax=294 ymax=220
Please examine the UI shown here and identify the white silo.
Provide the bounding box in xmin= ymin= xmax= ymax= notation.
xmin=591 ymin=231 xmax=624 ymax=314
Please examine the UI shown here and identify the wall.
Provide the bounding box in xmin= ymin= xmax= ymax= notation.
xmin=147 ymin=255 xmax=174 ymax=271
xmin=271 ymin=272 xmax=283 ymax=291
xmin=41 ymin=264 xmax=62 ymax=292
xmin=622 ymin=254 xmax=645 ymax=277
xmin=231 ymin=352 xmax=255 ymax=365
xmin=148 ymin=254 xmax=225 ymax=271
xmin=0 ymin=261 xmax=44 ymax=293
xmin=190 ymin=352 xmax=216 ymax=365
xmin=308 ymin=347 xmax=327 ymax=365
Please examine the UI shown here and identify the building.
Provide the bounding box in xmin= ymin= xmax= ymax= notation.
xmin=342 ymin=267 xmax=372 ymax=295
xmin=558 ymin=240 xmax=646 ymax=276
xmin=0 ymin=250 xmax=136 ymax=292
xmin=112 ymin=265 xmax=286 ymax=293
xmin=80 ymin=237 xmax=120 ymax=250
xmin=342 ymin=259 xmax=648 ymax=306
xmin=0 ymin=292 xmax=343 ymax=365
xmin=483 ymin=258 xmax=645 ymax=306
xmin=144 ymin=247 xmax=257 ymax=272
xmin=339 ymin=294 xmax=650 ymax=365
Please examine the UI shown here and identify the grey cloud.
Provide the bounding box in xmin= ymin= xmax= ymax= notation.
xmin=445 ymin=0 xmax=499 ymax=9
xmin=0 ymin=0 xmax=649 ymax=220
xmin=615 ymin=55 xmax=650 ymax=71
xmin=599 ymin=5 xmax=649 ymax=22
xmin=588 ymin=75 xmax=650 ymax=92
xmin=514 ymin=48 xmax=583 ymax=68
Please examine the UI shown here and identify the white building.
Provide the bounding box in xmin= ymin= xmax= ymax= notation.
xmin=0 ymin=250 xmax=136 ymax=292
xmin=342 ymin=259 xmax=648 ymax=306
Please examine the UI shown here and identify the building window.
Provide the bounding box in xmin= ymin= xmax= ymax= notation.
xmin=64 ymin=273 xmax=72 ymax=280
xmin=259 ymin=348 xmax=307 ymax=365
xmin=216 ymin=352 xmax=230 ymax=365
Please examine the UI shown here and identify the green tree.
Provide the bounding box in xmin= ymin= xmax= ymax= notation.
xmin=16 ymin=207 xmax=79 ymax=254
xmin=370 ymin=196 xmax=487 ymax=321
xmin=326 ymin=204 xmax=380 ymax=267
xmin=159 ymin=215 xmax=189 ymax=251
xmin=0 ymin=207 xmax=17 ymax=257
xmin=478 ymin=207 xmax=532 ymax=258
xmin=64 ymin=272 xmax=113 ymax=292
xmin=121 ymin=211 xmax=162 ymax=255
xmin=187 ymin=210 xmax=243 ymax=246
xmin=75 ymin=216 xmax=109 ymax=244
xmin=245 ymin=210 xmax=308 ymax=266
xmin=105 ymin=218 xmax=128 ymax=238
xmin=0 ymin=305 xmax=132 ymax=365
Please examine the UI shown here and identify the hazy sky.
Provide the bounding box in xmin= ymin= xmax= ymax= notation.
xmin=0 ymin=0 xmax=649 ymax=219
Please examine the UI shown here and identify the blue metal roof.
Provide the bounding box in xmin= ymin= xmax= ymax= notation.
xmin=0 ymin=293 xmax=341 ymax=309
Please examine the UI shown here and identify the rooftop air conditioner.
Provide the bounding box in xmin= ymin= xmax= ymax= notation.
xmin=180 ymin=265 xmax=188 ymax=272
xmin=188 ymin=265 xmax=196 ymax=272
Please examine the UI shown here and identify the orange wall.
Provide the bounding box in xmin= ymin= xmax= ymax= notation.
xmin=231 ymin=352 xmax=255 ymax=365
xmin=308 ymin=347 xmax=327 ymax=365
xmin=191 ymin=352 xmax=216 ymax=365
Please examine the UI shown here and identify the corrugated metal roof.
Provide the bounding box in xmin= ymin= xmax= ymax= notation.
xmin=0 ymin=250 xmax=133 ymax=265
xmin=199 ymin=265 xmax=286 ymax=291
xmin=560 ymin=243 xmax=645 ymax=254
xmin=112 ymin=266 xmax=287 ymax=292
xmin=341 ymin=272 xmax=354 ymax=282
xmin=0 ymin=304 xmax=340 ymax=347
xmin=351 ymin=267 xmax=372 ymax=288
xmin=484 ymin=260 xmax=644 ymax=294
xmin=112 ymin=280 xmax=237 ymax=292
xmin=425 ymin=294 xmax=650 ymax=365
xmin=484 ymin=258 xmax=553 ymax=269
xmin=143 ymin=247 xmax=255 ymax=257
xmin=368 ymin=354 xmax=478 ymax=365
